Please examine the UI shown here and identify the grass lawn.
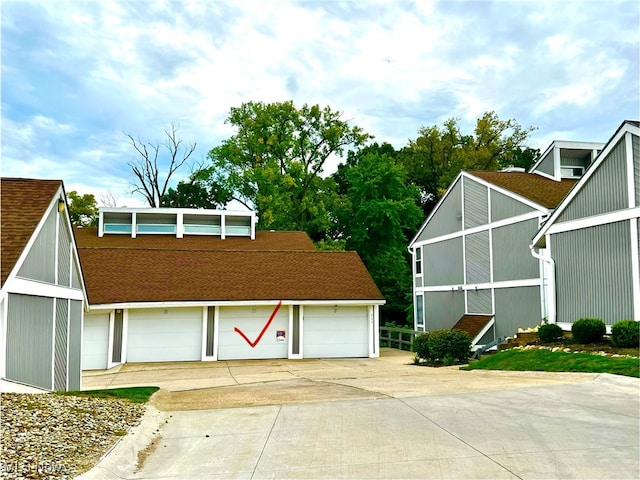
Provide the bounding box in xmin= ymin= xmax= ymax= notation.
xmin=55 ymin=386 xmax=159 ymax=403
xmin=463 ymin=349 xmax=640 ymax=378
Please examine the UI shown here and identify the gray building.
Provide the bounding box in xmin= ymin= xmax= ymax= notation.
xmin=0 ymin=178 xmax=86 ymax=391
xmin=409 ymin=140 xmax=603 ymax=346
xmin=532 ymin=120 xmax=640 ymax=328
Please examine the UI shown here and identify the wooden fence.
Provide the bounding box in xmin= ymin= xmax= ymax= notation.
xmin=379 ymin=326 xmax=420 ymax=351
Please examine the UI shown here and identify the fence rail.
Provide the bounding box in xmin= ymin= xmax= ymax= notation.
xmin=379 ymin=326 xmax=420 ymax=351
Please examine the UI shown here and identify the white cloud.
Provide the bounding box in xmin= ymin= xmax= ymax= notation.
xmin=1 ymin=0 xmax=638 ymax=194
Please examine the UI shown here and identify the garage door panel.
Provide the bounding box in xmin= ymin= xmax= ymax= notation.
xmin=218 ymin=306 xmax=288 ymax=360
xmin=127 ymin=308 xmax=202 ymax=362
xmin=83 ymin=313 xmax=110 ymax=370
xmin=303 ymin=306 xmax=369 ymax=358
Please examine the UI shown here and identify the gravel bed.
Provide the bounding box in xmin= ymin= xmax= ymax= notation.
xmin=1 ymin=393 xmax=146 ymax=479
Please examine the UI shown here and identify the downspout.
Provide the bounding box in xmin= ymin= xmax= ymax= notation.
xmin=529 ymin=243 xmax=556 ymax=324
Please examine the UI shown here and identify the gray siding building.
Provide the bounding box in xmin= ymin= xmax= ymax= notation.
xmin=410 ymin=140 xmax=603 ymax=346
xmin=1 ymin=178 xmax=86 ymax=391
xmin=533 ymin=121 xmax=640 ymax=327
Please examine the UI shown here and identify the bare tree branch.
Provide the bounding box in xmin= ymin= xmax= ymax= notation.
xmin=125 ymin=123 xmax=197 ymax=207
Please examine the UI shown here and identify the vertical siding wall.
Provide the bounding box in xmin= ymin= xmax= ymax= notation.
xmin=424 ymin=291 xmax=465 ymax=330
xmin=423 ymin=237 xmax=464 ymax=286
xmin=553 ymin=221 xmax=634 ymax=324
xmin=557 ymin=139 xmax=628 ymax=222
xmin=491 ymin=190 xmax=535 ymax=222
xmin=18 ymin=207 xmax=57 ymax=283
xmin=492 ymin=219 xmax=540 ymax=281
xmin=6 ymin=294 xmax=54 ymax=390
xmin=57 ymin=215 xmax=71 ymax=287
xmin=54 ymin=299 xmax=69 ymax=391
xmin=467 ymin=289 xmax=492 ymax=314
xmin=465 ymin=231 xmax=491 ymax=284
xmin=416 ymin=179 xmax=462 ymax=241
xmin=463 ymin=179 xmax=488 ymax=228
xmin=68 ymin=301 xmax=82 ymax=390
xmin=494 ymin=287 xmax=541 ymax=337
xmin=535 ymin=150 xmax=555 ymax=177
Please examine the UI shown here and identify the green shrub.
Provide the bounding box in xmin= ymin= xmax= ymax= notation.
xmin=611 ymin=320 xmax=640 ymax=348
xmin=427 ymin=329 xmax=471 ymax=363
xmin=412 ymin=332 xmax=430 ymax=360
xmin=538 ymin=323 xmax=564 ymax=343
xmin=572 ymin=318 xmax=606 ymax=344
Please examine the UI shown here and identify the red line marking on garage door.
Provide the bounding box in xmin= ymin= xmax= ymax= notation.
xmin=234 ymin=301 xmax=283 ymax=348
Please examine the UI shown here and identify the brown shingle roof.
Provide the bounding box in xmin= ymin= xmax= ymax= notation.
xmin=452 ymin=314 xmax=494 ymax=340
xmin=1 ymin=178 xmax=62 ymax=286
xmin=74 ymin=227 xmax=316 ymax=251
xmin=469 ymin=171 xmax=577 ymax=208
xmin=76 ymin=231 xmax=384 ymax=304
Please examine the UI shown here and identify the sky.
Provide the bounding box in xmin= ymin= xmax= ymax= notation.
xmin=2 ymin=0 xmax=639 ymax=207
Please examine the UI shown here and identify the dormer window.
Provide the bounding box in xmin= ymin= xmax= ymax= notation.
xmin=560 ymin=166 xmax=584 ymax=179
xmin=99 ymin=207 xmax=257 ymax=239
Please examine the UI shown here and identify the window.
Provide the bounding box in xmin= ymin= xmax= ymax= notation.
xmin=415 ymin=247 xmax=422 ymax=275
xmin=560 ymin=166 xmax=584 ymax=179
xmin=416 ymin=294 xmax=424 ymax=327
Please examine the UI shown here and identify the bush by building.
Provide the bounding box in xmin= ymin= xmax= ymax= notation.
xmin=571 ymin=318 xmax=606 ymax=344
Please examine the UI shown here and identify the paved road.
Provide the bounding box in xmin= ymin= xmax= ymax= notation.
xmin=79 ymin=352 xmax=640 ymax=479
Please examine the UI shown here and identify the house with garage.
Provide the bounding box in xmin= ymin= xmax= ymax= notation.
xmin=77 ymin=207 xmax=384 ymax=369
xmin=408 ymin=139 xmax=603 ymax=347
xmin=0 ymin=178 xmax=86 ymax=391
xmin=531 ymin=120 xmax=640 ymax=328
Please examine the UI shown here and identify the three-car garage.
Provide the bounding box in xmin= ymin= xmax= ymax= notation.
xmin=82 ymin=304 xmax=377 ymax=369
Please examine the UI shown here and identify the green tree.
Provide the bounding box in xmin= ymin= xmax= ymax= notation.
xmin=161 ymin=167 xmax=233 ymax=209
xmin=334 ymin=151 xmax=423 ymax=323
xmin=401 ymin=112 xmax=536 ymax=215
xmin=67 ymin=191 xmax=98 ymax=227
xmin=206 ymin=101 xmax=371 ymax=240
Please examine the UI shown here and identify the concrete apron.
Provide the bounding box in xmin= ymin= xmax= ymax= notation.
xmin=78 ymin=350 xmax=640 ymax=480
xmin=81 ymin=348 xmax=601 ymax=411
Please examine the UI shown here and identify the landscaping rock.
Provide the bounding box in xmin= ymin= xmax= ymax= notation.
xmin=0 ymin=393 xmax=145 ymax=479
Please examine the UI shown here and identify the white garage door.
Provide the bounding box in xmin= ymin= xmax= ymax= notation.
xmin=303 ymin=306 xmax=369 ymax=358
xmin=218 ymin=305 xmax=288 ymax=360
xmin=83 ymin=313 xmax=110 ymax=370
xmin=127 ymin=308 xmax=202 ymax=362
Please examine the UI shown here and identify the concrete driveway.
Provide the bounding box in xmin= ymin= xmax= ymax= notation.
xmin=79 ymin=349 xmax=640 ymax=479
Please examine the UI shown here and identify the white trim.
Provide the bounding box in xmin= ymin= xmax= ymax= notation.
xmin=88 ymin=299 xmax=385 ymax=311
xmin=200 ymin=306 xmax=208 ymax=360
xmin=1 ymin=186 xmax=61 ymax=293
xmin=546 ymin=207 xmax=640 ymax=235
xmin=417 ymin=278 xmax=542 ymax=293
xmin=465 ymin=172 xmax=548 ymax=212
xmin=106 ymin=310 xmax=115 ymax=369
xmin=533 ymin=170 xmax=556 ymax=181
xmin=0 ymin=296 xmax=6 ymax=378
xmin=6 ymin=278 xmax=84 ymax=301
xmin=471 ymin=317 xmax=495 ymax=347
xmin=626 ymin=132 xmax=635 ymax=209
xmin=368 ymin=305 xmax=380 ymax=358
xmin=532 ymin=122 xmax=640 ymax=246
xmin=78 ymin=300 xmax=84 ymax=388
xmin=409 ymin=173 xmax=464 ymax=246
xmin=413 ymin=211 xmax=543 ymax=248
xmin=298 ymin=305 xmax=304 ymax=358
